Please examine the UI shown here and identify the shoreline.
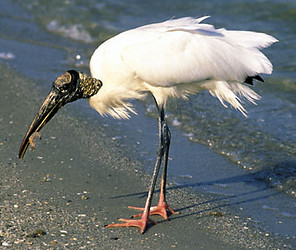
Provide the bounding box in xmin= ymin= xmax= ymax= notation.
xmin=0 ymin=64 xmax=293 ymax=249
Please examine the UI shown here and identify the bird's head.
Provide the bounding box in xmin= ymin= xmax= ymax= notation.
xmin=18 ymin=70 xmax=102 ymax=159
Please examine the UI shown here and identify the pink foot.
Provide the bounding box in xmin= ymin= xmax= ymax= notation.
xmin=129 ymin=200 xmax=175 ymax=220
xmin=106 ymin=217 xmax=156 ymax=234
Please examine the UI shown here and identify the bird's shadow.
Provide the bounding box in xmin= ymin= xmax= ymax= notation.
xmin=109 ymin=160 xmax=296 ymax=222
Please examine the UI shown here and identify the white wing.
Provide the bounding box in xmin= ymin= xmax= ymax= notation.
xmin=121 ymin=17 xmax=277 ymax=87
xmin=89 ymin=17 xmax=277 ymax=118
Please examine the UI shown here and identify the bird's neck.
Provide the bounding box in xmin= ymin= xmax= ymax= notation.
xmin=78 ymin=72 xmax=102 ymax=98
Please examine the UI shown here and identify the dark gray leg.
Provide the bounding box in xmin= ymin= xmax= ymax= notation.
xmin=130 ymin=100 xmax=175 ymax=219
xmin=107 ymin=100 xmax=166 ymax=233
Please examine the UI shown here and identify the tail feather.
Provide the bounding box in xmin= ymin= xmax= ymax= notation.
xmin=245 ymin=75 xmax=264 ymax=85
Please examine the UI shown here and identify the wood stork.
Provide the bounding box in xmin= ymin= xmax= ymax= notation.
xmin=18 ymin=16 xmax=277 ymax=233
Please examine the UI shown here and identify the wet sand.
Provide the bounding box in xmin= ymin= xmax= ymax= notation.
xmin=1 ymin=64 xmax=293 ymax=249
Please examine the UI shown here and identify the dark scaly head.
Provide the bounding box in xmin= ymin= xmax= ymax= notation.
xmin=18 ymin=70 xmax=102 ymax=159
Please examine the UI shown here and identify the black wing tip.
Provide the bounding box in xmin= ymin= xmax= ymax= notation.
xmin=245 ymin=75 xmax=264 ymax=85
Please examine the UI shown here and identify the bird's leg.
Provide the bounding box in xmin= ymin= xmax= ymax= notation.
xmin=107 ymin=105 xmax=165 ymax=233
xmin=150 ymin=121 xmax=176 ymax=219
xmin=130 ymin=106 xmax=175 ymax=220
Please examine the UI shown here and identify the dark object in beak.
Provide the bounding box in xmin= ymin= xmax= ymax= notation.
xmin=18 ymin=70 xmax=102 ymax=159
xmin=18 ymin=89 xmax=65 ymax=159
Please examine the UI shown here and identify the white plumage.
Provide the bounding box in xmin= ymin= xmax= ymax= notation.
xmin=89 ymin=16 xmax=277 ymax=118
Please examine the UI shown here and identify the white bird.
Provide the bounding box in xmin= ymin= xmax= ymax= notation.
xmin=19 ymin=16 xmax=278 ymax=233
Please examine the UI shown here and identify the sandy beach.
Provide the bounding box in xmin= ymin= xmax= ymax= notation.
xmin=0 ymin=64 xmax=293 ymax=249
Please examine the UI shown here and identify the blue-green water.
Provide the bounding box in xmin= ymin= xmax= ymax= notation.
xmin=1 ymin=0 xmax=296 ymax=240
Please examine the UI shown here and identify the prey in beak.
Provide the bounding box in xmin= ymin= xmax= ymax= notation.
xmin=19 ymin=70 xmax=102 ymax=159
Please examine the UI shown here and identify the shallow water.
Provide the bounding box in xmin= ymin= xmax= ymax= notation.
xmin=1 ymin=0 xmax=296 ymax=244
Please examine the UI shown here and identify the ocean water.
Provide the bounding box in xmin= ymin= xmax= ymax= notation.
xmin=1 ymin=0 xmax=296 ymax=239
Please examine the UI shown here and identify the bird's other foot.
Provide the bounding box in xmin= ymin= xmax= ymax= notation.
xmin=106 ymin=217 xmax=156 ymax=234
xmin=128 ymin=200 xmax=176 ymax=220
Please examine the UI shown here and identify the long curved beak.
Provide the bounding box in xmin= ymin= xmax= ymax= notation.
xmin=19 ymin=89 xmax=63 ymax=159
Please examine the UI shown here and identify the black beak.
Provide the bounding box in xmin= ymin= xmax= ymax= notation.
xmin=18 ymin=89 xmax=64 ymax=159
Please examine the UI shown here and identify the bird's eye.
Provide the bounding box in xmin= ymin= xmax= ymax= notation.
xmin=60 ymin=83 xmax=71 ymax=91
xmin=53 ymin=82 xmax=71 ymax=93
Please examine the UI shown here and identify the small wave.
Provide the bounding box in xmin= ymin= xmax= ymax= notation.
xmin=0 ymin=52 xmax=15 ymax=60
xmin=46 ymin=20 xmax=93 ymax=43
